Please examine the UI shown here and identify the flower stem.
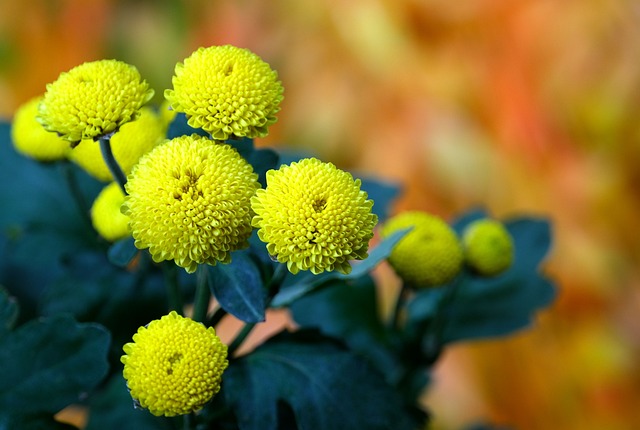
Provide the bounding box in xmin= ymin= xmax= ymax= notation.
xmin=61 ymin=160 xmax=93 ymax=232
xmin=162 ymin=262 xmax=184 ymax=314
xmin=424 ymin=276 xmax=463 ymax=364
xmin=389 ymin=282 xmax=410 ymax=331
xmin=98 ymin=135 xmax=127 ymax=194
xmin=193 ymin=265 xmax=211 ymax=323
xmin=227 ymin=322 xmax=257 ymax=357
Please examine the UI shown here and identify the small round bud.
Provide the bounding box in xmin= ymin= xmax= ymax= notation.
xmin=462 ymin=219 xmax=514 ymax=276
xmin=381 ymin=211 xmax=463 ymax=287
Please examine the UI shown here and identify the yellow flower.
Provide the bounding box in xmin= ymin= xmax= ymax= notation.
xmin=165 ymin=45 xmax=284 ymax=140
xmin=462 ymin=218 xmax=514 ymax=276
xmin=11 ymin=96 xmax=70 ymax=161
xmin=68 ymin=107 xmax=167 ymax=181
xmin=381 ymin=211 xmax=463 ymax=287
xmin=251 ymin=158 xmax=378 ymax=275
xmin=123 ymin=134 xmax=259 ymax=273
xmin=91 ymin=182 xmax=130 ymax=242
xmin=121 ymin=311 xmax=228 ymax=417
xmin=38 ymin=60 xmax=154 ymax=143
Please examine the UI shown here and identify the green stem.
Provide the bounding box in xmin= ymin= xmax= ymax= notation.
xmin=424 ymin=276 xmax=463 ymax=364
xmin=98 ymin=135 xmax=127 ymax=194
xmin=182 ymin=413 xmax=194 ymax=430
xmin=389 ymin=282 xmax=410 ymax=331
xmin=192 ymin=265 xmax=211 ymax=323
xmin=162 ymin=262 xmax=184 ymax=314
xmin=207 ymin=306 xmax=228 ymax=328
xmin=61 ymin=160 xmax=93 ymax=231
xmin=227 ymin=322 xmax=257 ymax=357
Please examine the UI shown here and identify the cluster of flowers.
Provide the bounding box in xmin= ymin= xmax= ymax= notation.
xmin=11 ymin=44 xmax=514 ymax=417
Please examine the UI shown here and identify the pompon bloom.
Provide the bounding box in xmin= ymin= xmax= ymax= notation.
xmin=381 ymin=211 xmax=463 ymax=287
xmin=462 ymin=218 xmax=514 ymax=276
xmin=251 ymin=158 xmax=378 ymax=275
xmin=11 ymin=96 xmax=69 ymax=162
xmin=165 ymin=45 xmax=284 ymax=140
xmin=121 ymin=311 xmax=228 ymax=417
xmin=91 ymin=182 xmax=130 ymax=242
xmin=68 ymin=107 xmax=167 ymax=181
xmin=38 ymin=59 xmax=154 ymax=144
xmin=123 ymin=134 xmax=259 ymax=273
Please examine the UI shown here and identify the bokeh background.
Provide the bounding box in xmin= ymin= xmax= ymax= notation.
xmin=1 ymin=0 xmax=640 ymax=429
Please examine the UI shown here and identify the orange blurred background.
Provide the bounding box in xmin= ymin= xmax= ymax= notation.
xmin=2 ymin=0 xmax=640 ymax=429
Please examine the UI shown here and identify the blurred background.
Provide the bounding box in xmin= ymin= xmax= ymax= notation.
xmin=1 ymin=0 xmax=639 ymax=428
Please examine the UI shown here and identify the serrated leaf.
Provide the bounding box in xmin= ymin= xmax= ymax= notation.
xmin=0 ymin=287 xmax=18 ymax=337
xmin=208 ymin=252 xmax=267 ymax=323
xmin=107 ymin=237 xmax=138 ymax=268
xmin=223 ymin=330 xmax=422 ymax=430
xmin=0 ymin=315 xmax=110 ymax=414
xmin=86 ymin=375 xmax=174 ymax=430
xmin=290 ymin=276 xmax=402 ymax=380
xmin=271 ymin=227 xmax=411 ymax=307
xmin=407 ymin=216 xmax=556 ymax=345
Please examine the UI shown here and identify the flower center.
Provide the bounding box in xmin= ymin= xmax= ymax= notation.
xmin=312 ymin=198 xmax=327 ymax=213
xmin=166 ymin=352 xmax=184 ymax=375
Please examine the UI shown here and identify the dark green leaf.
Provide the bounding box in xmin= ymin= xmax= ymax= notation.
xmin=86 ymin=375 xmax=174 ymax=430
xmin=359 ymin=177 xmax=402 ymax=223
xmin=0 ymin=286 xmax=18 ymax=337
xmin=407 ymin=216 xmax=556 ymax=344
xmin=208 ymin=252 xmax=267 ymax=323
xmin=247 ymin=148 xmax=279 ymax=188
xmin=0 ymin=413 xmax=79 ymax=430
xmin=223 ymin=330 xmax=422 ymax=430
xmin=290 ymin=276 xmax=402 ymax=381
xmin=271 ymin=227 xmax=411 ymax=307
xmin=107 ymin=237 xmax=138 ymax=268
xmin=166 ymin=112 xmax=209 ymax=139
xmin=0 ymin=315 xmax=110 ymax=414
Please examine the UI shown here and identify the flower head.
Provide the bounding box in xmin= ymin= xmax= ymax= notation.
xmin=11 ymin=96 xmax=70 ymax=161
xmin=165 ymin=45 xmax=284 ymax=140
xmin=121 ymin=311 xmax=228 ymax=417
xmin=251 ymin=158 xmax=378 ymax=275
xmin=68 ymin=106 xmax=167 ymax=181
xmin=91 ymin=182 xmax=130 ymax=241
xmin=462 ymin=218 xmax=514 ymax=276
xmin=123 ymin=134 xmax=259 ymax=273
xmin=38 ymin=60 xmax=154 ymax=144
xmin=381 ymin=211 xmax=463 ymax=287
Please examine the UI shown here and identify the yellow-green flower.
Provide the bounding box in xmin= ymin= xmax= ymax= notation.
xmin=11 ymin=96 xmax=70 ymax=161
xmin=381 ymin=211 xmax=463 ymax=287
xmin=38 ymin=59 xmax=154 ymax=144
xmin=251 ymin=158 xmax=378 ymax=275
xmin=123 ymin=134 xmax=259 ymax=273
xmin=462 ymin=218 xmax=514 ymax=276
xmin=68 ymin=106 xmax=167 ymax=181
xmin=165 ymin=45 xmax=284 ymax=140
xmin=121 ymin=311 xmax=228 ymax=417
xmin=91 ymin=182 xmax=130 ymax=242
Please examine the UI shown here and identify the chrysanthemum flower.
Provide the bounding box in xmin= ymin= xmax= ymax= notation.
xmin=165 ymin=45 xmax=284 ymax=140
xmin=38 ymin=59 xmax=154 ymax=144
xmin=91 ymin=182 xmax=130 ymax=241
xmin=121 ymin=311 xmax=228 ymax=417
xmin=11 ymin=96 xmax=69 ymax=161
xmin=251 ymin=158 xmax=378 ymax=275
xmin=123 ymin=134 xmax=259 ymax=273
xmin=462 ymin=218 xmax=514 ymax=276
xmin=381 ymin=211 xmax=463 ymax=287
xmin=68 ymin=107 xmax=167 ymax=181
